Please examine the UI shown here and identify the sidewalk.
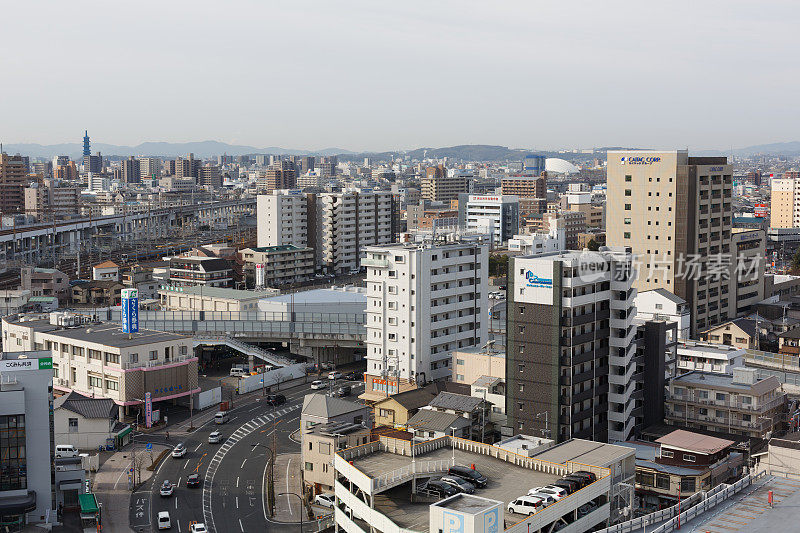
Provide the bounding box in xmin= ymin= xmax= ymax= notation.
xmin=273 ymin=453 xmax=307 ymax=522
xmin=92 ymin=443 xmax=169 ymax=533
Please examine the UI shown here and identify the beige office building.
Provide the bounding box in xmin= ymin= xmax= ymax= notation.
xmin=607 ymin=150 xmax=736 ymax=336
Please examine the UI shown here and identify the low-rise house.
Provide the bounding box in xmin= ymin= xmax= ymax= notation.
xmin=54 ymin=391 xmax=129 ymax=450
xmin=0 ymin=289 xmax=31 ymax=315
xmin=301 ymin=393 xmax=370 ymax=431
xmin=624 ymin=429 xmax=744 ymax=509
xmin=702 ymin=318 xmax=759 ymax=350
xmin=92 ymin=261 xmax=120 ymax=282
xmin=665 ymin=368 xmax=786 ymax=439
xmin=169 ymin=256 xmax=233 ymax=288
xmin=407 ymin=409 xmax=468 ymax=440
xmin=303 ymin=422 xmax=371 ymax=494
xmin=71 ymin=280 xmax=124 ymax=307
xmin=21 ymin=266 xmax=70 ymax=302
xmin=371 ymin=382 xmax=470 ymax=429
xmin=421 ymin=391 xmax=488 ymax=442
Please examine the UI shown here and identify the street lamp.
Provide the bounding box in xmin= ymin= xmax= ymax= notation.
xmin=278 ymin=492 xmax=304 ymax=533
xmin=535 ymin=411 xmax=550 ymax=439
xmin=450 ymin=426 xmax=457 ymax=464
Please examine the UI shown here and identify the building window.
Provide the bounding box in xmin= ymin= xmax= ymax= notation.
xmin=0 ymin=415 xmax=26 ymax=490
xmin=624 ymin=232 xmax=631 ymax=239
xmin=68 ymin=418 xmax=79 ymax=433
xmin=625 ymin=175 xmax=632 ymax=182
xmin=624 ymin=218 xmax=631 ymax=224
xmin=680 ymin=478 xmax=696 ymax=492
xmin=656 ymin=474 xmax=670 ymax=490
xmin=518 ymin=364 xmax=525 ymax=373
xmin=88 ymin=375 xmax=103 ymax=388
xmin=319 ymin=442 xmax=331 ymax=455
xmin=624 ymin=189 xmax=632 ymax=196
xmin=104 ymin=352 xmax=120 ymax=365
xmin=661 ymin=450 xmax=674 ymax=458
xmin=683 ymin=454 xmax=696 ymax=462
xmin=456 ymin=374 xmax=465 ymax=381
xmin=624 ymin=204 xmax=631 ymax=210
xmin=305 ymin=462 xmax=314 ymax=471
xmin=106 ymin=380 xmax=119 ymax=391
xmin=519 ymin=384 xmax=524 ymax=392
xmin=635 ymin=472 xmax=654 ymax=487
xmin=129 ymin=353 xmax=138 ymax=364
xmin=180 ymin=345 xmax=188 ymax=356
xmin=149 ymin=350 xmax=158 ymax=360
xmin=89 ymin=349 xmax=102 ymax=360
xmin=456 ymin=359 xmax=464 ymax=365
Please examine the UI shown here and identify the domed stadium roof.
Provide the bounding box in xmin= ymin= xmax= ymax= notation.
xmin=546 ymin=158 xmax=580 ymax=175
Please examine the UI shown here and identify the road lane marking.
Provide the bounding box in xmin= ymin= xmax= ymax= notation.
xmin=175 ymin=496 xmax=178 ymax=509
xmin=236 ymin=476 xmax=240 ymax=487
xmin=236 ymin=496 xmax=239 ymax=508
xmin=239 ymin=518 xmax=245 ymax=531
xmin=241 ymin=459 xmax=247 ymax=469
xmin=286 ymin=457 xmax=293 ymax=515
xmin=194 ymin=443 xmax=202 ymax=452
xmin=177 ymin=477 xmax=182 ymax=488
xmin=184 ymin=459 xmax=190 ymax=469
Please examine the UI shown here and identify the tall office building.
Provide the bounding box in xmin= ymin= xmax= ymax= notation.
xmin=81 ymin=131 xmax=102 ymax=174
xmin=606 ymin=150 xmax=737 ymax=336
xmin=522 ymin=154 xmax=547 ymax=176
xmin=458 ymin=194 xmax=519 ymax=246
xmin=0 ymin=153 xmax=29 ymax=215
xmin=122 ymin=156 xmax=141 ymax=184
xmin=82 ymin=131 xmax=90 ymax=158
xmin=0 ymin=351 xmax=55 ymax=526
xmin=506 ymin=248 xmax=637 ymax=443
xmin=362 ymin=241 xmax=488 ymax=399
xmin=318 ymin=156 xmax=337 ymax=178
xmin=300 ymin=156 xmax=316 ymax=174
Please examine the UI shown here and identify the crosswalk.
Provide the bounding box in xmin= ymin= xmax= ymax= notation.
xmin=202 ymin=404 xmax=301 ymax=532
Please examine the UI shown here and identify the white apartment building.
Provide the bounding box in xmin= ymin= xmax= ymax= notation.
xmin=676 ymin=340 xmax=745 ymax=375
xmin=362 ymin=241 xmax=488 ymax=399
xmin=2 ymin=313 xmax=198 ymax=420
xmin=508 ymin=225 xmax=566 ymax=255
xmin=138 ymin=157 xmax=161 ymax=180
xmin=256 ymin=188 xmax=396 ymax=274
xmin=319 ymin=188 xmax=395 ymax=274
xmin=458 ymin=194 xmax=520 ymax=246
xmin=770 ymin=177 xmax=800 ymax=229
xmin=256 ymin=189 xmax=309 ymax=248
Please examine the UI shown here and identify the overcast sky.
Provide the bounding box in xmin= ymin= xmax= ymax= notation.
xmin=2 ymin=1 xmax=798 ymax=152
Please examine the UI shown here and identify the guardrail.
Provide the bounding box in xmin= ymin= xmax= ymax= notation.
xmin=372 ymin=458 xmax=454 ymax=492
xmin=596 ymin=471 xmax=765 ymax=533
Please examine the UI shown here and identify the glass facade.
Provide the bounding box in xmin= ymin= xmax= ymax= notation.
xmin=0 ymin=415 xmax=26 ymax=491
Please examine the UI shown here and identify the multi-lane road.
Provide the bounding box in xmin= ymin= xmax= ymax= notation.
xmin=136 ymin=377 xmax=364 ymax=533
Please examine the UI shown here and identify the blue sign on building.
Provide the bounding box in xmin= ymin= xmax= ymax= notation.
xmin=121 ymin=288 xmax=139 ymax=334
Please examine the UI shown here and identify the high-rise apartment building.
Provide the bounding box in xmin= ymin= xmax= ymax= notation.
xmin=175 ymin=154 xmax=200 ymax=180
xmin=54 ymin=161 xmax=78 ymax=182
xmin=501 ymin=176 xmax=546 ymax=198
xmin=256 ymin=190 xmax=311 ymax=248
xmin=256 ymin=188 xmax=396 ymax=273
xmin=506 ymin=248 xmax=637 ymax=443
xmin=362 ymin=241 xmax=488 ymax=398
xmin=122 ymin=156 xmax=141 ymax=184
xmin=24 ymin=179 xmax=81 ymax=218
xmin=421 ymin=167 xmax=472 ymax=202
xmin=198 ymin=165 xmax=222 ymax=188
xmin=259 ymin=162 xmax=297 ymax=191
xmin=319 ymin=189 xmax=395 ymax=274
xmin=0 ymin=153 xmax=29 ymax=215
xmin=300 ymin=156 xmax=315 ymax=174
xmin=606 ymin=150 xmax=737 ymax=335
xmin=769 ymin=177 xmax=800 ymax=228
xmin=138 ymin=157 xmax=161 ymax=181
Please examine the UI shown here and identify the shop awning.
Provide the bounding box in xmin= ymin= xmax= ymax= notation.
xmin=58 ymin=479 xmax=84 ymax=491
xmin=78 ymin=493 xmax=99 ymax=514
xmin=116 ymin=426 xmax=132 ymax=438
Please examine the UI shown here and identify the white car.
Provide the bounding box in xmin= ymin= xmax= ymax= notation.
xmin=158 ymin=511 xmax=171 ymax=530
xmin=528 ymin=486 xmax=566 ymax=500
xmin=190 ymin=524 xmax=207 ymax=533
xmin=310 ymin=380 xmax=325 ymax=390
xmin=160 ymin=480 xmax=174 ymax=497
xmin=208 ymin=431 xmax=222 ymax=444
xmin=328 ymin=371 xmax=343 ymax=380
xmin=314 ymin=493 xmax=335 ymax=508
xmin=171 ymin=444 xmax=186 ymax=458
xmin=508 ymin=495 xmax=545 ymax=516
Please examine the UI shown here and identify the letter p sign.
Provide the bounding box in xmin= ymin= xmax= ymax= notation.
xmin=443 ymin=511 xmax=464 ymax=533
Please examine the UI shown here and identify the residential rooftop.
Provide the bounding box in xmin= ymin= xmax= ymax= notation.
xmin=672 ymin=371 xmax=780 ymax=394
xmin=158 ymin=285 xmax=279 ymax=300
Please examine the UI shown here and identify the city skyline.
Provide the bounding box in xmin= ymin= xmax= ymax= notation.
xmin=2 ymin=1 xmax=798 ymax=151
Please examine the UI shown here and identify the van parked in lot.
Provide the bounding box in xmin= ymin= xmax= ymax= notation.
xmin=230 ymin=368 xmax=248 ymax=377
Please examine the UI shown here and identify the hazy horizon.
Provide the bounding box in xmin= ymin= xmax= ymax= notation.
xmin=2 ymin=1 xmax=798 ymax=152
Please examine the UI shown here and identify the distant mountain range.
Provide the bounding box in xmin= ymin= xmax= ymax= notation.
xmin=5 ymin=139 xmax=800 ymax=161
